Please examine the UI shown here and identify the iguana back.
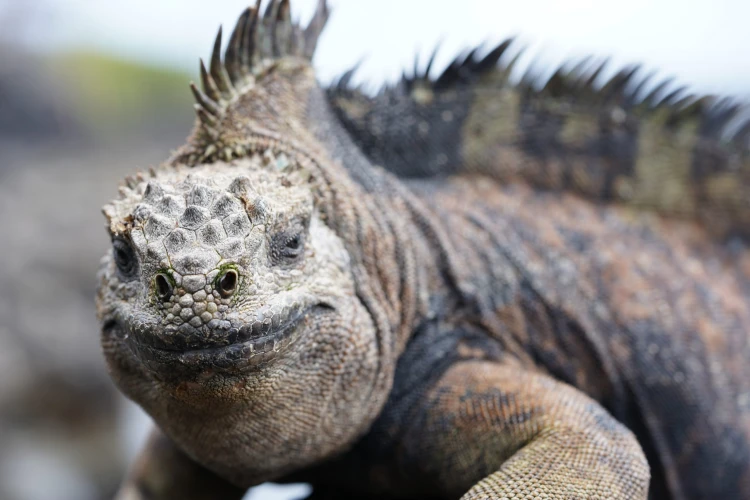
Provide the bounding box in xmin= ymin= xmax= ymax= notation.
xmin=328 ymin=43 xmax=750 ymax=242
xmin=327 ymin=21 xmax=750 ymax=500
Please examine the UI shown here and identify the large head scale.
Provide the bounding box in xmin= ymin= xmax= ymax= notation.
xmin=95 ymin=0 xmax=409 ymax=486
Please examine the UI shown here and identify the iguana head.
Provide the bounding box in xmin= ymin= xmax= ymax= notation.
xmin=96 ymin=0 xmax=409 ymax=485
xmin=99 ymin=158 xmax=364 ymax=375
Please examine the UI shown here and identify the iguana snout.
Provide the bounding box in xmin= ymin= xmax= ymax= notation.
xmin=127 ymin=258 xmax=320 ymax=354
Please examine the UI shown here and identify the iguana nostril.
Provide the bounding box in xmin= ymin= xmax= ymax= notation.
xmin=154 ymin=273 xmax=173 ymax=301
xmin=217 ymin=269 xmax=238 ymax=298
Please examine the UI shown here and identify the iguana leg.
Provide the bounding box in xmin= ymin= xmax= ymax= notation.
xmin=404 ymin=360 xmax=650 ymax=499
xmin=115 ymin=428 xmax=246 ymax=500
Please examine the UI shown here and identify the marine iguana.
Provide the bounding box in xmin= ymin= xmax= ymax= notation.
xmin=97 ymin=1 xmax=750 ymax=498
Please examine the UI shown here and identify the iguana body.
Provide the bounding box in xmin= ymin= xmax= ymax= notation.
xmin=97 ymin=2 xmax=750 ymax=499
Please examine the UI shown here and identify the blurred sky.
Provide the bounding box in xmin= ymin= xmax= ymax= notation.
xmin=5 ymin=0 xmax=750 ymax=99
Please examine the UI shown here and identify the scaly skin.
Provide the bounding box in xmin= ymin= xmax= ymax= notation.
xmin=99 ymin=2 xmax=750 ymax=499
xmin=329 ymin=38 xmax=750 ymax=242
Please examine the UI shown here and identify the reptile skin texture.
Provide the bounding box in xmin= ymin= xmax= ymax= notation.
xmin=97 ymin=2 xmax=750 ymax=499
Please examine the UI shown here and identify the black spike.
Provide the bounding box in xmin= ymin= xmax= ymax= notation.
xmin=272 ymin=0 xmax=292 ymax=58
xmin=657 ymin=86 xmax=687 ymax=107
xmin=625 ymin=70 xmax=657 ymax=108
xmin=475 ymin=38 xmax=513 ymax=74
xmin=543 ymin=66 xmax=568 ymax=97
xmin=337 ymin=60 xmax=362 ymax=90
xmin=258 ymin=0 xmax=279 ymax=60
xmin=210 ymin=27 xmax=233 ymax=96
xmin=190 ymin=82 xmax=220 ymax=116
xmin=601 ymin=65 xmax=640 ymax=103
xmin=616 ymin=64 xmax=643 ymax=101
xmin=435 ymin=55 xmax=462 ymax=88
xmin=226 ymin=8 xmax=251 ymax=84
xmin=643 ymin=77 xmax=675 ymax=107
xmin=199 ymin=58 xmax=221 ymax=102
xmin=195 ymin=105 xmax=218 ymax=127
xmin=498 ymin=46 xmax=525 ymax=81
xmin=210 ymin=26 xmax=224 ymax=80
xmin=460 ymin=47 xmax=480 ymax=70
xmin=264 ymin=0 xmax=280 ymax=20
xmin=422 ymin=42 xmax=441 ymax=79
xmin=583 ymin=58 xmax=609 ymax=90
xmin=304 ymin=0 xmax=330 ymax=60
xmin=568 ymin=56 xmax=594 ymax=81
xmin=437 ymin=47 xmax=481 ymax=86
xmin=564 ymin=57 xmax=595 ymax=97
xmin=241 ymin=2 xmax=262 ymax=70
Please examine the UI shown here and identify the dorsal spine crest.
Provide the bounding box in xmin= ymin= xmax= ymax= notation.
xmin=190 ymin=0 xmax=330 ymax=149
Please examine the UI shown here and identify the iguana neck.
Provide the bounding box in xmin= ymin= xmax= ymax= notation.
xmin=304 ymin=85 xmax=448 ymax=357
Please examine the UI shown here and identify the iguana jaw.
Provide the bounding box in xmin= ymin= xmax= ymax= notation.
xmin=116 ymin=303 xmax=333 ymax=375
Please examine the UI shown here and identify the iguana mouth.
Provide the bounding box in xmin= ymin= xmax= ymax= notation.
xmin=119 ymin=304 xmax=332 ymax=373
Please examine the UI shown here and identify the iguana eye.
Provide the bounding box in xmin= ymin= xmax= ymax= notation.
xmin=282 ymin=232 xmax=305 ymax=259
xmin=113 ymin=238 xmax=138 ymax=280
xmin=270 ymin=229 xmax=306 ymax=266
xmin=285 ymin=234 xmax=302 ymax=251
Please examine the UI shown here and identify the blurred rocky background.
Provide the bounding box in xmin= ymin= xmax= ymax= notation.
xmin=0 ymin=3 xmax=194 ymax=500
xmin=0 ymin=0 xmax=747 ymax=499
